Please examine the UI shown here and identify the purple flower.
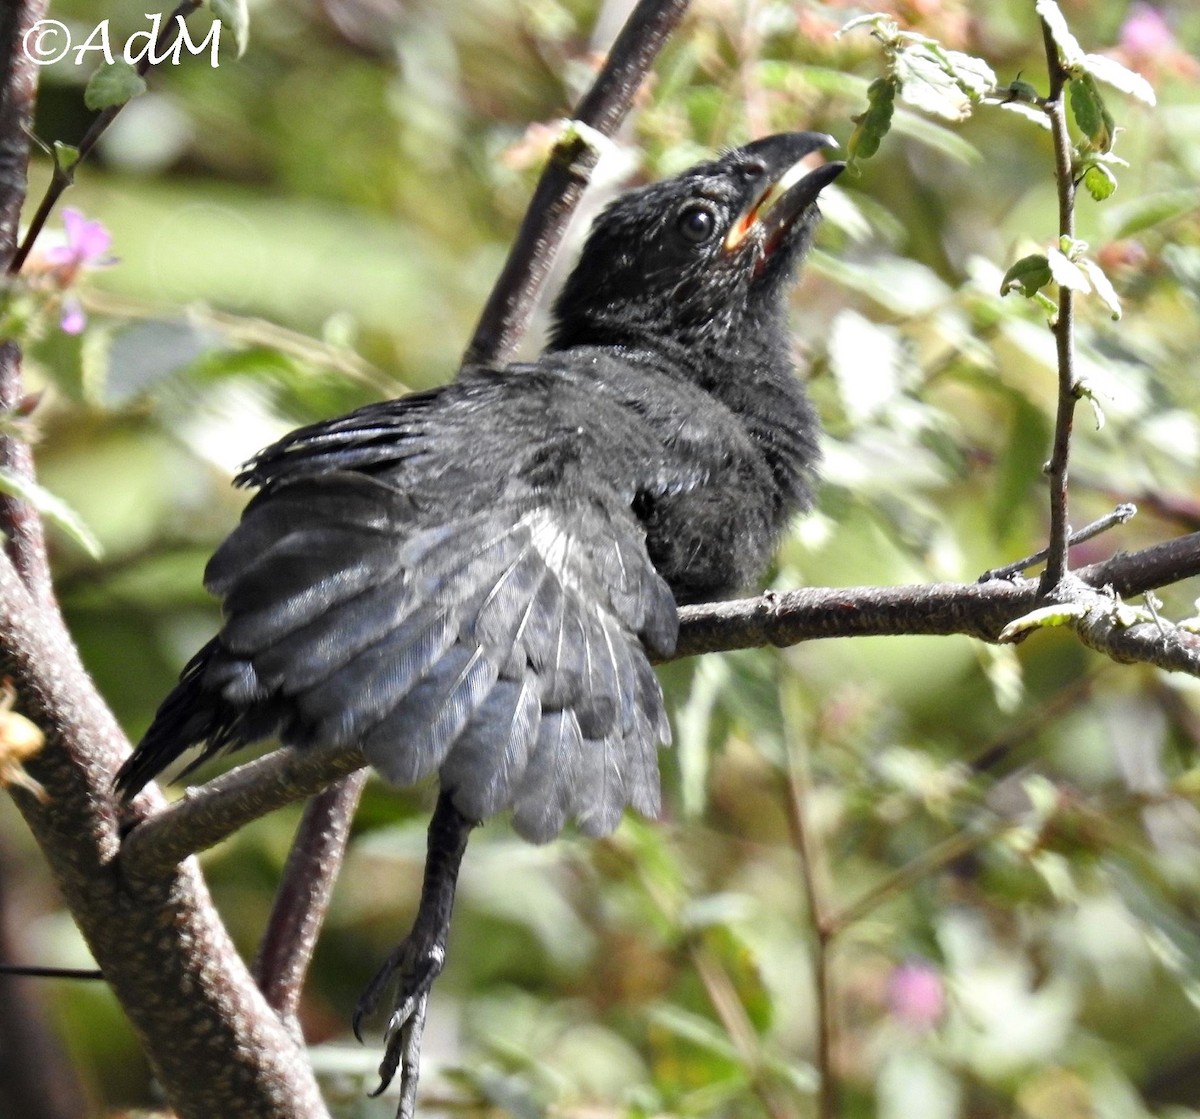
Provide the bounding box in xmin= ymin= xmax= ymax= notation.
xmin=28 ymin=209 xmax=116 ymax=334
xmin=44 ymin=209 xmax=114 ymax=279
xmin=887 ymin=960 xmax=945 ymax=1030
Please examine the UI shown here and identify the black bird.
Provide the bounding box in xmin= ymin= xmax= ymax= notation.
xmin=116 ymin=132 xmax=843 ymax=1116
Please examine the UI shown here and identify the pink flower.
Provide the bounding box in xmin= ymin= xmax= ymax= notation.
xmin=25 ymin=209 xmax=116 ymax=334
xmin=887 ymin=960 xmax=945 ymax=1030
xmin=1120 ymin=4 xmax=1175 ymax=58
xmin=44 ymin=209 xmax=114 ymax=282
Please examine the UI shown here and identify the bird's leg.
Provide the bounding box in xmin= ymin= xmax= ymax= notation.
xmin=353 ymin=790 xmax=474 ymax=1118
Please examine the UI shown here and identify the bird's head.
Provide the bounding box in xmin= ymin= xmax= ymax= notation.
xmin=549 ymin=132 xmax=844 ymax=353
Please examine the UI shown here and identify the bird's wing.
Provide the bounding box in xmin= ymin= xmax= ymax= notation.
xmin=118 ymin=379 xmax=680 ymax=842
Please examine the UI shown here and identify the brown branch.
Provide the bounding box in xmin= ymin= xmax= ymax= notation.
xmin=0 ymin=10 xmax=333 ymax=1114
xmin=0 ymin=0 xmax=52 ymax=605
xmin=118 ymin=532 xmax=1200 ymax=873
xmin=0 ymin=553 xmax=329 ymax=1118
xmin=462 ymin=0 xmax=692 ymax=366
xmin=1038 ymin=13 xmax=1079 ymax=591
xmin=122 ymin=734 xmax=368 ymax=880
xmin=251 ymin=772 xmax=369 ymax=1020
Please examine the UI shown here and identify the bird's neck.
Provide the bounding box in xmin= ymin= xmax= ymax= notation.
xmin=551 ymin=314 xmax=819 ymax=513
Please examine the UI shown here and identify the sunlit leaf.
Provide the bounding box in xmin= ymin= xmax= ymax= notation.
xmin=1076 ymin=379 xmax=1107 ymax=430
xmin=1078 ymin=259 xmax=1122 ymax=319
xmin=1083 ymin=52 xmax=1156 ymax=106
xmin=1035 ymin=0 xmax=1085 ymax=69
xmin=994 ymin=99 xmax=1052 ymax=128
xmin=894 ymin=47 xmax=972 ymax=120
xmin=1047 ymin=247 xmax=1090 ymax=292
xmin=210 ymin=0 xmax=250 ymax=59
xmin=999 ymin=603 xmax=1090 ymax=642
xmin=837 ymin=12 xmax=898 ymax=39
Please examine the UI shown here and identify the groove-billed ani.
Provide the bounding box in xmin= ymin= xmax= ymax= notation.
xmin=116 ymin=132 xmax=843 ymax=1116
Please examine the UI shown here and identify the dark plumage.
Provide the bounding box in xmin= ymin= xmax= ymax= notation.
xmin=115 ymin=132 xmax=842 ymax=1116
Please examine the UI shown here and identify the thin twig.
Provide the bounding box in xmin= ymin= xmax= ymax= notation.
xmin=251 ymin=771 xmax=369 ymax=1020
xmin=979 ymin=502 xmax=1136 ymax=582
xmin=463 ymin=0 xmax=692 ymax=366
xmin=823 ymin=822 xmax=1008 ymax=940
xmin=1038 ymin=14 xmax=1080 ymax=591
xmin=0 ymin=963 xmax=103 ymax=980
xmin=687 ymin=940 xmax=794 ymax=1119
xmin=8 ymin=0 xmax=203 ymax=275
xmin=781 ymin=696 xmax=836 ymax=1119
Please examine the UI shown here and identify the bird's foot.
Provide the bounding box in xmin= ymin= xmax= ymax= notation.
xmin=354 ymin=933 xmax=446 ymax=1117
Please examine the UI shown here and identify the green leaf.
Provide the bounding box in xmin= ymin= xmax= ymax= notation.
xmin=1069 ymin=75 xmax=1115 ymax=152
xmin=1083 ymin=52 xmax=1156 ymax=106
xmin=1000 ymin=253 xmax=1053 ymax=298
xmin=1078 ymin=258 xmax=1122 ymax=319
xmin=83 ymin=62 xmax=147 ymax=111
xmin=0 ymin=468 xmax=101 ymax=558
xmin=646 ymin=1004 xmax=741 ymax=1062
xmin=1082 ymin=162 xmax=1117 ymax=201
xmin=209 ymin=0 xmax=250 ymax=59
xmin=848 ymin=77 xmax=896 ymax=162
xmin=1034 ymin=0 xmax=1085 ymax=69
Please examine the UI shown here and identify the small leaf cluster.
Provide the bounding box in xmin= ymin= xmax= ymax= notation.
xmin=1036 ymin=0 xmax=1155 ymax=201
xmin=840 ymin=13 xmax=998 ymax=165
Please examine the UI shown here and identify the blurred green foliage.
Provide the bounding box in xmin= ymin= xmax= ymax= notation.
xmin=2 ymin=0 xmax=1200 ymax=1116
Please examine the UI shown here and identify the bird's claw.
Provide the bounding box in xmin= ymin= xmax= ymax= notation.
xmin=354 ymin=934 xmax=446 ymax=1114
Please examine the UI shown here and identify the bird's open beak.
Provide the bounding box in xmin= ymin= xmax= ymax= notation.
xmin=723 ymin=132 xmax=845 ymax=254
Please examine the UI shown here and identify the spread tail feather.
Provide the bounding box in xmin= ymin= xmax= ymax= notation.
xmin=113 ymin=639 xmax=269 ymax=799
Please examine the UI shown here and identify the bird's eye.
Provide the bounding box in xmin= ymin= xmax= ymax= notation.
xmin=676 ymin=205 xmax=716 ymax=245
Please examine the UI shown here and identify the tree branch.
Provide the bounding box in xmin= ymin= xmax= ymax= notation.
xmin=251 ymin=772 xmax=369 ymax=1021
xmin=117 ymin=531 xmax=1200 ymax=873
xmin=462 ymin=0 xmax=692 ymax=366
xmin=0 ymin=552 xmax=330 ymax=1118
xmin=1038 ymin=12 xmax=1080 ymax=591
xmin=0 ymin=0 xmax=52 ymax=605
xmin=0 ymin=10 xmax=333 ymax=1114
